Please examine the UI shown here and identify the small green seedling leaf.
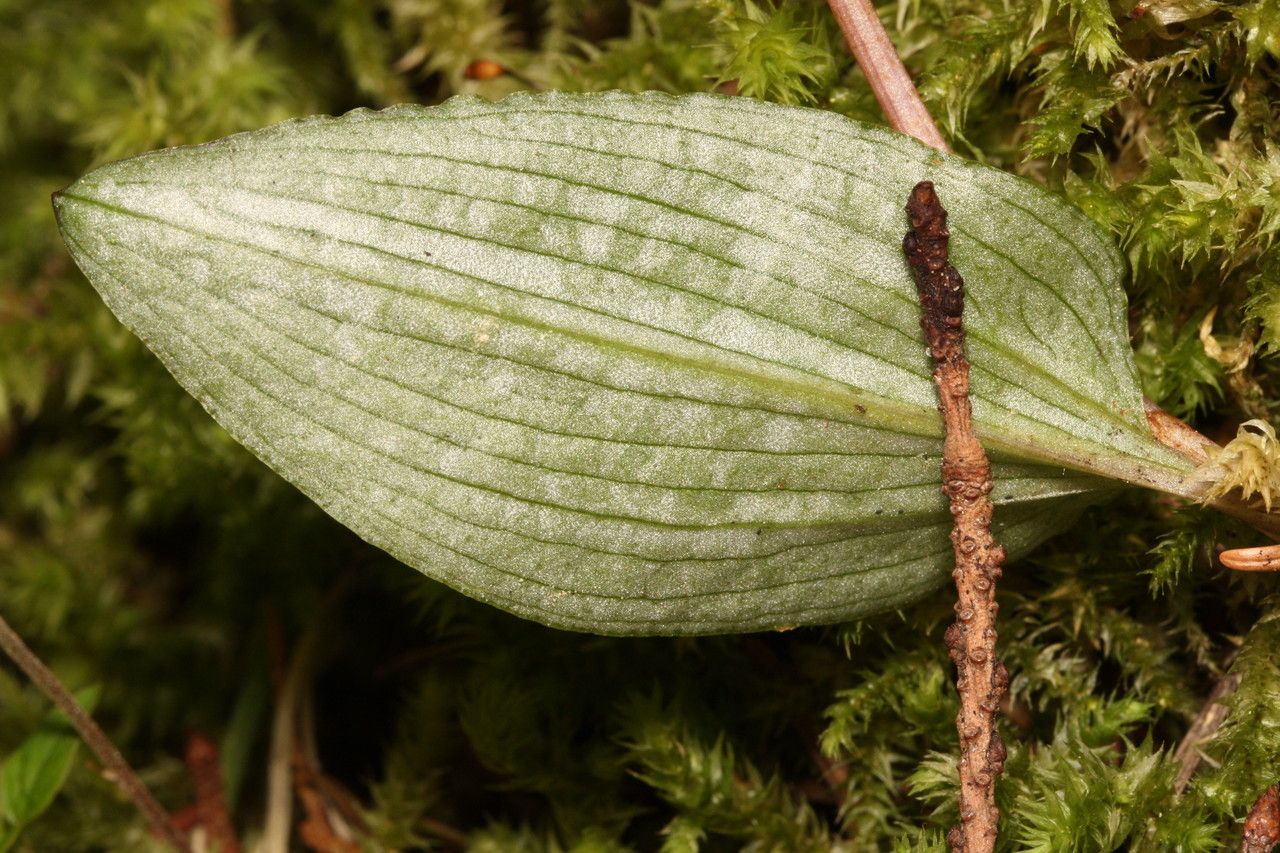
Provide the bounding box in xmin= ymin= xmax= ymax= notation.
xmin=0 ymin=686 xmax=99 ymax=851
xmin=55 ymin=92 xmax=1201 ymax=634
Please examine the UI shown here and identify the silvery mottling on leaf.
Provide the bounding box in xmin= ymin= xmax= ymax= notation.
xmin=53 ymin=92 xmax=1279 ymax=635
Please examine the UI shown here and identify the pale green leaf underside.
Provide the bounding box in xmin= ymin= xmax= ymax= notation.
xmin=55 ymin=92 xmax=1194 ymax=634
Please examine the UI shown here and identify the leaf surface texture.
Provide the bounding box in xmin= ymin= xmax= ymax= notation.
xmin=55 ymin=92 xmax=1192 ymax=633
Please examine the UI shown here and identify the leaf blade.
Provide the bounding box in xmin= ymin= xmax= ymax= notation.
xmin=55 ymin=92 xmax=1189 ymax=633
xmin=0 ymin=687 xmax=98 ymax=844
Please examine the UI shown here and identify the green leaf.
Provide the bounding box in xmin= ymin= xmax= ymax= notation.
xmin=0 ymin=686 xmax=98 ymax=849
xmin=54 ymin=91 xmax=1199 ymax=635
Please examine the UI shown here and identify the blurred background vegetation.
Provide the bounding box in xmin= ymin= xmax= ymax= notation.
xmin=2 ymin=0 xmax=1280 ymax=849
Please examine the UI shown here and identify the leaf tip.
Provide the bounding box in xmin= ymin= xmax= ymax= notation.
xmin=50 ymin=179 xmax=97 ymax=258
xmin=50 ymin=186 xmax=69 ymax=229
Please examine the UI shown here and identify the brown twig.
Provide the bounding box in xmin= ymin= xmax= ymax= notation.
xmin=904 ymin=182 xmax=1007 ymax=853
xmin=825 ymin=0 xmax=949 ymax=151
xmin=1242 ymin=785 xmax=1280 ymax=853
xmin=212 ymin=0 xmax=235 ymax=38
xmin=1173 ymin=670 xmax=1242 ymax=794
xmin=0 ymin=612 xmax=192 ymax=853
xmin=293 ymin=745 xmax=360 ymax=853
xmin=292 ymin=686 xmax=362 ymax=853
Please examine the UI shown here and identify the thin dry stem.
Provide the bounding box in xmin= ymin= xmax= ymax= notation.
xmin=0 ymin=612 xmax=191 ymax=853
xmin=825 ymin=0 xmax=949 ymax=152
xmin=904 ymin=181 xmax=1007 ymax=853
xmin=264 ymin=618 xmax=302 ymax=853
xmin=1174 ymin=671 xmax=1242 ymax=794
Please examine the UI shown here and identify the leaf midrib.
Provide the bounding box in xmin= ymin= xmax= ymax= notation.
xmin=94 ymin=225 xmax=1107 ymax=538
xmin=65 ymin=188 xmax=941 ymax=432
xmin=238 ymin=138 xmax=1148 ymax=448
xmin=66 ymin=187 xmax=1190 ymax=497
xmin=89 ymin=172 xmax=1150 ymax=471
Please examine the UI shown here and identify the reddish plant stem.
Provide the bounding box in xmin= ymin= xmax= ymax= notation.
xmin=904 ymin=182 xmax=1007 ymax=853
xmin=185 ymin=731 xmax=241 ymax=853
xmin=825 ymin=0 xmax=949 ymax=151
xmin=1142 ymin=399 xmax=1215 ymax=464
xmin=0 ymin=612 xmax=192 ymax=853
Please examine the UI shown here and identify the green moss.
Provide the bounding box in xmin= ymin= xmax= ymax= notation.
xmin=3 ymin=0 xmax=1280 ymax=848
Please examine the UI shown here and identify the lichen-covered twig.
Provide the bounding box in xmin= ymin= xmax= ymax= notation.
xmin=904 ymin=181 xmax=1007 ymax=853
xmin=0 ymin=612 xmax=191 ymax=853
